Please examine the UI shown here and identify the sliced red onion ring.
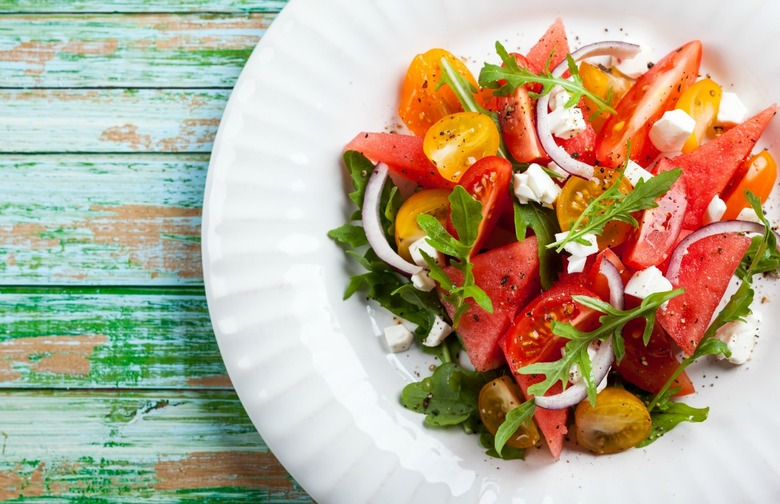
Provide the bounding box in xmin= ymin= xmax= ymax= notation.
xmin=361 ymin=163 xmax=423 ymax=276
xmin=536 ymin=41 xmax=641 ymax=180
xmin=665 ymin=219 xmax=780 ymax=284
xmin=534 ymin=260 xmax=623 ymax=410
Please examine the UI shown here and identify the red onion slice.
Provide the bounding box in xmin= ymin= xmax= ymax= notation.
xmin=536 ymin=41 xmax=641 ymax=180
xmin=534 ymin=260 xmax=623 ymax=410
xmin=665 ymin=219 xmax=780 ymax=284
xmin=361 ymin=163 xmax=423 ymax=276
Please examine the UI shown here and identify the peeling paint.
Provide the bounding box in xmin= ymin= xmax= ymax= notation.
xmin=187 ymin=375 xmax=233 ymax=388
xmin=98 ymin=123 xmax=153 ymax=150
xmin=155 ymin=452 xmax=292 ymax=491
xmin=0 ymin=334 xmax=108 ymax=382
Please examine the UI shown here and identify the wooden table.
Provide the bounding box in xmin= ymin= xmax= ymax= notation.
xmin=0 ymin=1 xmax=312 ymax=501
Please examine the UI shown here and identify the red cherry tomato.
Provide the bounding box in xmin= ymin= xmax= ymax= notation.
xmin=596 ymin=40 xmax=702 ymax=168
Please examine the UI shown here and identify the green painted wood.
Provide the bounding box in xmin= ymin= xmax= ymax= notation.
xmin=0 ymin=389 xmax=312 ymax=502
xmin=0 ymin=154 xmax=206 ymax=285
xmin=0 ymin=89 xmax=228 ymax=153
xmin=0 ymin=0 xmax=287 ymax=13
xmin=0 ymin=289 xmax=232 ymax=389
xmin=0 ymin=13 xmax=273 ymax=88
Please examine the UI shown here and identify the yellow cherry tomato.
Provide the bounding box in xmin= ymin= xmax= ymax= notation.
xmin=478 ymin=376 xmax=540 ymax=449
xmin=422 ymin=112 xmax=500 ymax=183
xmin=675 ymin=78 xmax=722 ymax=153
xmin=579 ymin=61 xmax=633 ymax=133
xmin=555 ymin=167 xmax=633 ymax=249
xmin=394 ymin=189 xmax=450 ymax=262
xmin=398 ymin=49 xmax=485 ymax=137
xmin=574 ymin=387 xmax=651 ymax=455
xmin=722 ymin=150 xmax=777 ymax=220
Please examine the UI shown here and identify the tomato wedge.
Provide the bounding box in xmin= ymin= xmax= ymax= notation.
xmin=487 ymin=86 xmax=548 ymax=164
xmin=344 ymin=132 xmax=455 ymax=190
xmin=596 ymin=40 xmax=702 ymax=168
xmin=447 ymin=156 xmax=513 ymax=255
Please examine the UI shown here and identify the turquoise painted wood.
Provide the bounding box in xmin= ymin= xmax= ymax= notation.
xmin=0 ymin=0 xmax=314 ymax=501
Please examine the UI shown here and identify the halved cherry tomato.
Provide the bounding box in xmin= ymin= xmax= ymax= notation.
xmin=449 ymin=156 xmax=513 ymax=255
xmin=478 ymin=376 xmax=540 ymax=449
xmin=394 ymin=189 xmax=450 ymax=262
xmin=502 ymin=284 xmax=601 ymax=369
xmin=423 ymin=112 xmax=500 ymax=183
xmin=615 ymin=318 xmax=695 ymax=397
xmin=487 ymin=86 xmax=548 ymax=164
xmin=622 ymin=176 xmax=687 ymax=270
xmin=721 ymin=150 xmax=777 ymax=220
xmin=574 ymin=387 xmax=651 ymax=454
xmin=586 ymin=248 xmax=632 ymax=301
xmin=579 ymin=61 xmax=633 ymax=133
xmin=398 ymin=49 xmax=484 ymax=136
xmin=675 ymin=78 xmax=722 ymax=153
xmin=596 ymin=40 xmax=702 ymax=167
xmin=556 ymin=166 xmax=633 ymax=249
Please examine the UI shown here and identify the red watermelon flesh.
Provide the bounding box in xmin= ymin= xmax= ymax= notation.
xmin=657 ymin=233 xmax=751 ymax=355
xmin=512 ymin=373 xmax=568 ymax=460
xmin=657 ymin=105 xmax=777 ymax=230
xmin=439 ymin=238 xmax=541 ymax=372
xmin=526 ymin=18 xmax=570 ymax=73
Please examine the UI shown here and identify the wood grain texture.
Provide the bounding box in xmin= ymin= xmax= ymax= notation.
xmin=0 ymin=390 xmax=312 ymax=503
xmin=0 ymin=289 xmax=232 ymax=389
xmin=0 ymin=0 xmax=287 ymax=13
xmin=0 ymin=13 xmax=274 ymax=88
xmin=0 ymin=89 xmax=227 ymax=153
xmin=0 ymin=154 xmax=206 ymax=284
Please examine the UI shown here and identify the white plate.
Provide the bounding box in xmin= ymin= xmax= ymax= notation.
xmin=201 ymin=0 xmax=780 ymax=502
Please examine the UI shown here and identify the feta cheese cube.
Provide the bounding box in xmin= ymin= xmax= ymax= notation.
xmin=549 ymin=86 xmax=572 ymax=111
xmin=513 ymin=163 xmax=562 ymax=208
xmin=547 ymin=161 xmax=570 ymax=181
xmin=717 ymin=92 xmax=747 ymax=125
xmin=384 ymin=324 xmax=414 ymax=353
xmin=649 ymin=109 xmax=696 ymax=152
xmin=555 ymin=231 xmax=598 ymax=274
xmin=703 ymin=195 xmax=727 ymax=224
xmin=623 ymin=160 xmax=653 ymax=187
xmin=423 ymin=315 xmax=453 ymax=347
xmin=624 ymin=266 xmax=673 ymax=307
xmin=408 ymin=236 xmax=443 ymax=268
xmin=612 ymin=47 xmax=654 ymax=79
xmin=567 ymin=342 xmax=608 ymax=392
xmin=566 ymin=255 xmax=589 ymax=274
xmin=716 ymin=310 xmax=762 ymax=364
xmin=411 ymin=270 xmax=436 ymax=292
xmin=547 ymin=105 xmax=587 ymax=139
xmin=736 ymin=207 xmax=761 ymax=223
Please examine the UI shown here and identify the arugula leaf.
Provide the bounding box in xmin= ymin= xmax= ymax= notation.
xmin=416 ymin=186 xmax=493 ymax=327
xmin=342 ymin=150 xmax=374 ymax=219
xmin=549 ymin=168 xmax=682 ymax=252
xmin=513 ymin=201 xmax=562 ymax=289
xmin=478 ymin=42 xmax=616 ymax=116
xmin=493 ymin=399 xmax=536 ymax=456
xmin=480 ymin=431 xmax=527 ymax=460
xmin=520 ymin=289 xmax=684 ymax=404
xmin=401 ymin=362 xmax=491 ymax=426
xmin=327 ymin=223 xmax=367 ymax=248
xmin=639 ymin=396 xmax=709 ymax=447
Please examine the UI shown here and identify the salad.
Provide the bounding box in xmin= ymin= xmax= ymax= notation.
xmin=328 ymin=18 xmax=780 ymax=460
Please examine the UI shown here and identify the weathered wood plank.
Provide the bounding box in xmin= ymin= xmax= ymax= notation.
xmin=0 ymin=13 xmax=272 ymax=88
xmin=0 ymin=289 xmax=233 ymax=389
xmin=0 ymin=89 xmax=227 ymax=153
xmin=0 ymin=389 xmax=312 ymax=502
xmin=0 ymin=154 xmax=205 ymax=284
xmin=0 ymin=0 xmax=287 ymax=13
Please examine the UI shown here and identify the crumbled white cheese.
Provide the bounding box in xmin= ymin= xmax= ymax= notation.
xmin=555 ymin=231 xmax=598 ymax=273
xmin=411 ymin=270 xmax=436 ymax=292
xmin=717 ymin=92 xmax=748 ymax=125
xmin=549 ymin=86 xmax=572 ymax=111
xmin=567 ymin=342 xmax=608 ymax=392
xmin=423 ymin=315 xmax=453 ymax=347
xmin=715 ymin=310 xmax=762 ymax=364
xmin=736 ymin=207 xmax=761 ymax=223
xmin=612 ymin=47 xmax=654 ymax=79
xmin=624 ymin=266 xmax=674 ymax=307
xmin=623 ymin=160 xmax=653 ymax=187
xmin=703 ymin=195 xmax=727 ymax=224
xmin=513 ymin=163 xmax=562 ymax=208
xmin=547 ymin=104 xmax=587 ymax=139
xmin=408 ymin=236 xmax=444 ymax=268
xmin=649 ymin=109 xmax=696 ymax=152
xmin=546 ymin=161 xmax=570 ymax=182
xmin=384 ymin=324 xmax=414 ymax=353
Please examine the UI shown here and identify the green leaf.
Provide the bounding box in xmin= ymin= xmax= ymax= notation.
xmin=448 ymin=186 xmax=483 ymax=248
xmin=401 ymin=363 xmax=490 ymax=426
xmin=639 ymin=400 xmax=709 ymax=447
xmin=513 ymin=201 xmax=562 ymax=289
xmin=480 ymin=431 xmax=527 ymax=460
xmin=494 ymin=400 xmax=536 ymax=456
xmin=343 ymin=150 xmax=374 ymax=212
xmin=327 ymin=223 xmax=368 ymax=247
xmin=417 ymin=214 xmax=468 ymax=258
